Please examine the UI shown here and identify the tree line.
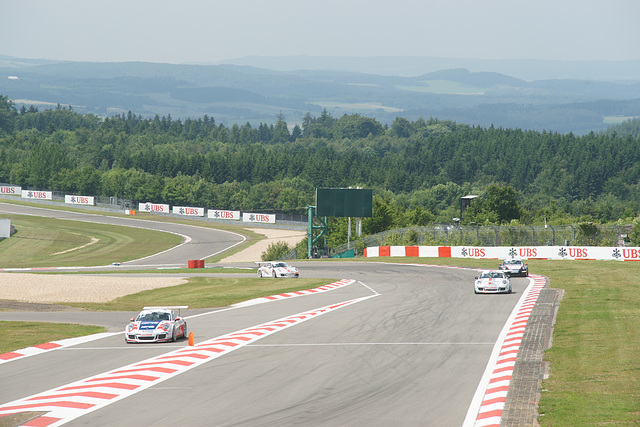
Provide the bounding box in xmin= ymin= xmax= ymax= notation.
xmin=1 ymin=94 xmax=640 ymax=242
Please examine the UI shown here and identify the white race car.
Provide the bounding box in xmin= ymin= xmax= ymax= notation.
xmin=125 ymin=306 xmax=188 ymax=343
xmin=474 ymin=270 xmax=512 ymax=294
xmin=498 ymin=258 xmax=529 ymax=277
xmin=256 ymin=261 xmax=299 ymax=278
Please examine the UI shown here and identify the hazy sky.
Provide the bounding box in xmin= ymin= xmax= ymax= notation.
xmin=2 ymin=0 xmax=639 ymax=64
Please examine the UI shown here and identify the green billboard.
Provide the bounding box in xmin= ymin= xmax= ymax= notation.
xmin=316 ymin=188 xmax=373 ymax=217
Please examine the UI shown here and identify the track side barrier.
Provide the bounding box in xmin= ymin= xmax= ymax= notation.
xmin=364 ymin=245 xmax=640 ymax=261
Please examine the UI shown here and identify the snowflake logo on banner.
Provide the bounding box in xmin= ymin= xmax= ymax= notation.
xmin=508 ymin=247 xmax=517 ymax=258
xmin=461 ymin=247 xmax=468 ymax=257
xmin=71 ymin=196 xmax=77 ymax=204
xmin=179 ymin=207 xmax=185 ymax=215
xmin=612 ymin=248 xmax=622 ymax=259
xmin=213 ymin=211 xmax=220 ymax=218
xmin=144 ymin=203 xmax=151 ymax=212
xmin=249 ymin=214 xmax=256 ymax=222
xmin=27 ymin=191 xmax=34 ymax=198
xmin=558 ymin=247 xmax=568 ymax=258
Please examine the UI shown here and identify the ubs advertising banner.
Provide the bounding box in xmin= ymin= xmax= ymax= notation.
xmin=22 ymin=190 xmax=52 ymax=200
xmin=172 ymin=206 xmax=205 ymax=216
xmin=65 ymin=195 xmax=95 ymax=205
xmin=364 ymin=245 xmax=640 ymax=262
xmin=242 ymin=212 xmax=276 ymax=224
xmin=139 ymin=202 xmax=170 ymax=213
xmin=208 ymin=210 xmax=241 ymax=220
xmin=0 ymin=186 xmax=21 ymax=196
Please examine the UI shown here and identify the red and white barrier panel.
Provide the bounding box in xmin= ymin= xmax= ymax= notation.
xmin=364 ymin=245 xmax=640 ymax=261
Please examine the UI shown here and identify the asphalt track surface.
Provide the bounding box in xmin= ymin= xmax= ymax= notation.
xmin=0 ymin=204 xmax=532 ymax=426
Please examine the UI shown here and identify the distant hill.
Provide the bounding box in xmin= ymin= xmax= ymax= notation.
xmin=1 ymin=54 xmax=639 ymax=134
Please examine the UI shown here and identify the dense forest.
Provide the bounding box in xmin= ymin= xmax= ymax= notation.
xmin=1 ymin=94 xmax=640 ymax=242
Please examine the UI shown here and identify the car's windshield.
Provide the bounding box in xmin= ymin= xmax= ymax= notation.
xmin=505 ymin=260 xmax=522 ymax=265
xmin=137 ymin=312 xmax=170 ymax=322
xmin=480 ymin=272 xmax=504 ymax=279
xmin=274 ymin=263 xmax=287 ymax=268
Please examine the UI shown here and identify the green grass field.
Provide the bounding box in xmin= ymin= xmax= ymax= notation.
xmin=1 ymin=208 xmax=638 ymax=424
xmin=0 ymin=214 xmax=183 ymax=267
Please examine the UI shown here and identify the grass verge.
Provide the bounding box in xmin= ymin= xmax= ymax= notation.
xmin=0 ymin=277 xmax=335 ymax=353
xmin=0 ymin=321 xmax=106 ymax=354
xmin=0 ymin=214 xmax=183 ymax=268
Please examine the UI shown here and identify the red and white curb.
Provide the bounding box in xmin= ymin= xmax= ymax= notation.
xmin=233 ymin=278 xmax=356 ymax=307
xmin=0 ymin=288 xmax=374 ymax=426
xmin=464 ymin=274 xmax=547 ymax=427
xmin=0 ymin=333 xmax=120 ymax=364
xmin=0 ymin=279 xmax=356 ymax=364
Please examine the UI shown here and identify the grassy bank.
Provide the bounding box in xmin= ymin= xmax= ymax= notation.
xmin=0 ymin=214 xmax=183 ymax=268
xmin=0 ymin=321 xmax=106 ymax=354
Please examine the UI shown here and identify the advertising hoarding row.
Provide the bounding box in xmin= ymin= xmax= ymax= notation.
xmin=138 ymin=203 xmax=275 ymax=224
xmin=364 ymin=245 xmax=640 ymax=262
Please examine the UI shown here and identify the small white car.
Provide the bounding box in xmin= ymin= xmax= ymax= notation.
xmin=498 ymin=258 xmax=529 ymax=277
xmin=474 ymin=270 xmax=512 ymax=294
xmin=125 ymin=306 xmax=188 ymax=343
xmin=256 ymin=261 xmax=299 ymax=278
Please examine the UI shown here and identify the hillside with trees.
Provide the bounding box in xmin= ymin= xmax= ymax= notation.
xmin=1 ymin=94 xmax=640 ymax=246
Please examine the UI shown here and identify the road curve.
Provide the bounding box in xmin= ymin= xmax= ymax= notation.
xmin=0 ymin=262 xmax=530 ymax=426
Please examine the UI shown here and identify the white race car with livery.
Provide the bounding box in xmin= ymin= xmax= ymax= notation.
xmin=474 ymin=270 xmax=512 ymax=294
xmin=125 ymin=306 xmax=188 ymax=343
xmin=256 ymin=261 xmax=299 ymax=278
xmin=498 ymin=258 xmax=529 ymax=277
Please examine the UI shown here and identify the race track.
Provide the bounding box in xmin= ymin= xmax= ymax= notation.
xmin=0 ymin=203 xmax=537 ymax=426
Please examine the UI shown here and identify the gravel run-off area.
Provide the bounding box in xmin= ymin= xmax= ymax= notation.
xmin=0 ymin=228 xmax=306 ymax=305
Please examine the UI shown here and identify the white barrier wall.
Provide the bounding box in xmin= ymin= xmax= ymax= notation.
xmin=22 ymin=190 xmax=52 ymax=200
xmin=242 ymin=213 xmax=276 ymax=224
xmin=0 ymin=186 xmax=21 ymax=195
xmin=139 ymin=202 xmax=170 ymax=213
xmin=65 ymin=195 xmax=95 ymax=205
xmin=364 ymin=245 xmax=640 ymax=261
xmin=208 ymin=210 xmax=241 ymax=220
xmin=172 ymin=206 xmax=205 ymax=216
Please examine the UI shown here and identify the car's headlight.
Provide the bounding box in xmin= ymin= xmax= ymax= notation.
xmin=157 ymin=323 xmax=170 ymax=331
xmin=502 ymin=280 xmax=508 ymax=285
xmin=126 ymin=324 xmax=137 ymax=332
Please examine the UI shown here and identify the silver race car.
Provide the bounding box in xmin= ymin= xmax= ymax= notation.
xmin=474 ymin=270 xmax=512 ymax=294
xmin=498 ymin=258 xmax=529 ymax=277
xmin=125 ymin=306 xmax=188 ymax=343
xmin=256 ymin=261 xmax=299 ymax=278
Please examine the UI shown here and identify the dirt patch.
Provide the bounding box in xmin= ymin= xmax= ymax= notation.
xmin=0 ymin=228 xmax=306 ymax=306
xmin=0 ymin=273 xmax=186 ymax=304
